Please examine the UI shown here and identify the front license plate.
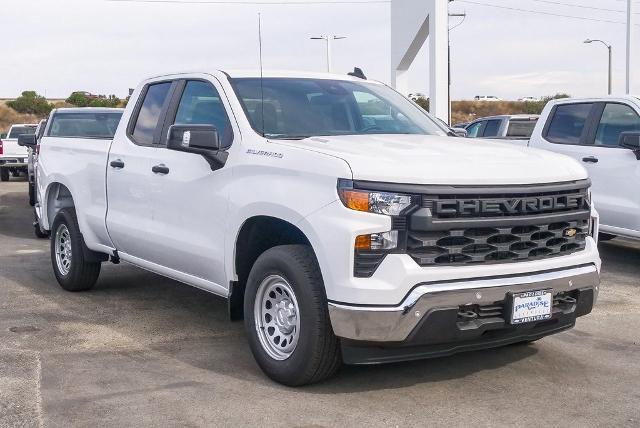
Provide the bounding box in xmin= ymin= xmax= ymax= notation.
xmin=510 ymin=289 xmax=552 ymax=324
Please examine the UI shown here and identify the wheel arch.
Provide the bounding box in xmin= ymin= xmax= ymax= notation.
xmin=229 ymin=215 xmax=315 ymax=320
xmin=44 ymin=182 xmax=76 ymax=231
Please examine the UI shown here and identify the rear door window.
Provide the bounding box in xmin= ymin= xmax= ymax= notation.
xmin=594 ymin=103 xmax=640 ymax=147
xmin=544 ymin=103 xmax=594 ymax=145
xmin=482 ymin=119 xmax=502 ymax=137
xmin=131 ymin=82 xmax=172 ymax=145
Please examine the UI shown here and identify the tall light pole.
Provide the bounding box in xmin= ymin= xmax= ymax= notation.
xmin=584 ymin=39 xmax=612 ymax=95
xmin=310 ymin=35 xmax=346 ymax=73
xmin=626 ymin=0 xmax=635 ymax=93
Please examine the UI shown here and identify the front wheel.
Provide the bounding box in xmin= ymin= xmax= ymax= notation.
xmin=244 ymin=245 xmax=341 ymax=386
xmin=50 ymin=208 xmax=101 ymax=291
xmin=0 ymin=169 xmax=9 ymax=182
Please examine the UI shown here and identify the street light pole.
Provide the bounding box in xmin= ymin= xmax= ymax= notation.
xmin=584 ymin=39 xmax=612 ymax=95
xmin=626 ymin=0 xmax=635 ymax=93
xmin=310 ymin=35 xmax=346 ymax=73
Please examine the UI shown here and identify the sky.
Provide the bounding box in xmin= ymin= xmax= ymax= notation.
xmin=1 ymin=0 xmax=638 ymax=100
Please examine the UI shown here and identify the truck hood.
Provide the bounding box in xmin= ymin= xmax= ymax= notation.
xmin=281 ymin=134 xmax=587 ymax=185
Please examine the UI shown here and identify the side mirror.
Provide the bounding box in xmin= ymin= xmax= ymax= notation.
xmin=451 ymin=128 xmax=468 ymax=138
xmin=166 ymin=124 xmax=227 ymax=170
xmin=619 ymin=131 xmax=640 ymax=160
xmin=18 ymin=134 xmax=37 ymax=147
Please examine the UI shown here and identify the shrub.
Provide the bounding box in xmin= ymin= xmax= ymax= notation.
xmin=6 ymin=91 xmax=54 ymax=115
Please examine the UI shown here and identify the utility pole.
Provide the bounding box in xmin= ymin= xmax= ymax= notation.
xmin=626 ymin=0 xmax=635 ymax=93
xmin=310 ymin=35 xmax=346 ymax=73
xmin=584 ymin=39 xmax=612 ymax=95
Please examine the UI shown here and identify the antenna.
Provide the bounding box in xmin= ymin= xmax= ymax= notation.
xmin=258 ymin=13 xmax=265 ymax=137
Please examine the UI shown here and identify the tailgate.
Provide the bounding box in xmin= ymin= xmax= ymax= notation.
xmin=0 ymin=139 xmax=28 ymax=158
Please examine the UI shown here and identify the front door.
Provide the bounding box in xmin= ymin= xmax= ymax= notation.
xmin=143 ymin=78 xmax=235 ymax=290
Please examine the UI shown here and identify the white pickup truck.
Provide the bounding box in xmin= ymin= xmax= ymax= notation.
xmin=517 ymin=96 xmax=640 ymax=241
xmin=0 ymin=123 xmax=37 ymax=181
xmin=36 ymin=70 xmax=601 ymax=385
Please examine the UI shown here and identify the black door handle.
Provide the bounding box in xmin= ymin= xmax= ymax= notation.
xmin=582 ymin=156 xmax=598 ymax=163
xmin=110 ymin=159 xmax=125 ymax=168
xmin=152 ymin=164 xmax=170 ymax=174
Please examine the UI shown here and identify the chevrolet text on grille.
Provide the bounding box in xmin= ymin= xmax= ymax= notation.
xmin=433 ymin=194 xmax=588 ymax=216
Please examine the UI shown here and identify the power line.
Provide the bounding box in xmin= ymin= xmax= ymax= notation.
xmin=525 ymin=0 xmax=626 ymax=13
xmin=457 ymin=0 xmax=637 ymax=25
xmin=106 ymin=0 xmax=390 ymax=4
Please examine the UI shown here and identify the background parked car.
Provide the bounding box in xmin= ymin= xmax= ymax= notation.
xmin=0 ymin=123 xmax=37 ymax=181
xmin=474 ymin=95 xmax=502 ymax=102
xmin=464 ymin=114 xmax=539 ymax=139
xmin=523 ymin=96 xmax=640 ymax=242
xmin=519 ymin=96 xmax=540 ymax=102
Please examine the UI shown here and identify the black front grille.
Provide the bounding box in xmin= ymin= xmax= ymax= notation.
xmin=408 ymin=220 xmax=588 ymax=265
xmin=407 ymin=182 xmax=590 ymax=266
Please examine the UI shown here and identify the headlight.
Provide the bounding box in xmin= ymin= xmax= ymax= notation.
xmin=338 ymin=180 xmax=412 ymax=216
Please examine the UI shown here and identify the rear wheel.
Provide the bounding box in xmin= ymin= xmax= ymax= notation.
xmin=244 ymin=245 xmax=341 ymax=386
xmin=50 ymin=208 xmax=101 ymax=291
xmin=28 ymin=181 xmax=36 ymax=206
xmin=0 ymin=169 xmax=9 ymax=182
xmin=598 ymin=233 xmax=616 ymax=242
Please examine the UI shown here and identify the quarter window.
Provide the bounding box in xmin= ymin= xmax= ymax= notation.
xmin=545 ymin=103 xmax=593 ymax=145
xmin=174 ymin=81 xmax=232 ymax=147
xmin=594 ymin=103 xmax=640 ymax=147
xmin=131 ymin=82 xmax=172 ymax=145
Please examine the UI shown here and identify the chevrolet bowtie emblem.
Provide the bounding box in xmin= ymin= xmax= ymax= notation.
xmin=564 ymin=228 xmax=578 ymax=238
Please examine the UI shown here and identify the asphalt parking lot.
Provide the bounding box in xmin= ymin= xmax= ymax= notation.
xmin=0 ymin=179 xmax=639 ymax=427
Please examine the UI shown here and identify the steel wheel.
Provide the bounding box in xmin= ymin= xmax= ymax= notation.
xmin=254 ymin=275 xmax=300 ymax=360
xmin=54 ymin=224 xmax=72 ymax=276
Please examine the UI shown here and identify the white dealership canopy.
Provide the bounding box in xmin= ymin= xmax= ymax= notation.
xmin=391 ymin=0 xmax=448 ymax=122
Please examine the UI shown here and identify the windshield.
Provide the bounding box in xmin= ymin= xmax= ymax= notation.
xmin=8 ymin=126 xmax=37 ymax=139
xmin=47 ymin=112 xmax=123 ymax=138
xmin=231 ymin=78 xmax=447 ymax=139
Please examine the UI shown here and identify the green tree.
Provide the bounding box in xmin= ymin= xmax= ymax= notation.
xmin=6 ymin=91 xmax=54 ymax=115
xmin=414 ymin=96 xmax=430 ymax=112
xmin=67 ymin=92 xmax=123 ymax=108
xmin=522 ymin=93 xmax=571 ymax=114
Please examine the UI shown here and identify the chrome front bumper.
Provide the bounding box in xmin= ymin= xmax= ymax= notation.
xmin=328 ymin=264 xmax=599 ymax=342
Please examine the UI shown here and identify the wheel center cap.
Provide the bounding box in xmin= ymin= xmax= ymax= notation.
xmin=275 ymin=299 xmax=296 ymax=334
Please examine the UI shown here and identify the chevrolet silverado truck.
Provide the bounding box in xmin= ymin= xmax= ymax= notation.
xmin=0 ymin=123 xmax=37 ymax=181
xmin=518 ymin=96 xmax=640 ymax=241
xmin=36 ymin=71 xmax=601 ymax=386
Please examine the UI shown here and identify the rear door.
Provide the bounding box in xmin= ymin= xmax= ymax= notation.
xmin=106 ymin=80 xmax=177 ymax=257
xmin=535 ymin=101 xmax=640 ymax=236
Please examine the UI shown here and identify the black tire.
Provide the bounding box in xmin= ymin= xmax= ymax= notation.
xmin=50 ymin=208 xmax=101 ymax=291
xmin=0 ymin=169 xmax=9 ymax=182
xmin=244 ymin=245 xmax=341 ymax=386
xmin=28 ymin=181 xmax=36 ymax=206
xmin=34 ymin=223 xmax=49 ymax=239
xmin=598 ymin=232 xmax=616 ymax=242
